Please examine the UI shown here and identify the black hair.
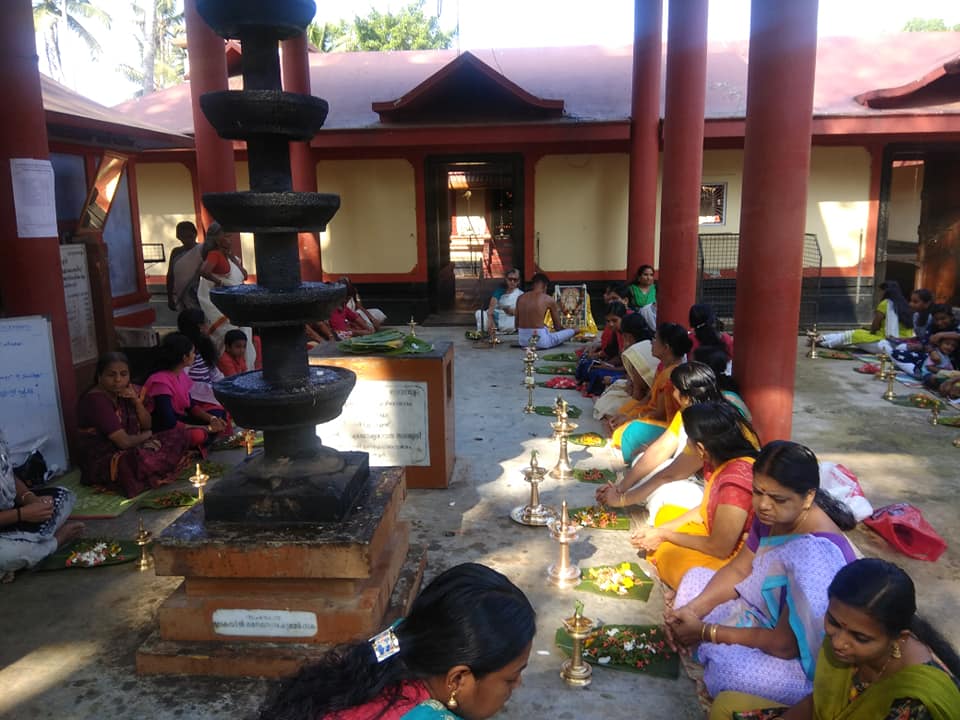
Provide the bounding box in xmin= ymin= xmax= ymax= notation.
xmin=259 ymin=563 xmax=536 ymax=720
xmin=828 ymin=559 xmax=960 ymax=678
xmin=656 ymin=322 xmax=693 ymax=359
xmin=177 ymin=308 xmax=218 ymax=369
xmin=880 ymin=281 xmax=912 ymax=327
xmin=621 ymin=313 xmax=654 ymax=344
xmin=634 ymin=264 xmax=655 ymax=282
xmin=531 ymin=272 xmax=549 ymax=287
xmin=156 ymin=332 xmax=195 ymax=372
xmin=94 ymin=351 xmax=130 ymax=381
xmin=929 ymin=303 xmax=956 ymax=332
xmin=693 ymin=345 xmax=739 ymax=394
xmin=682 ymin=402 xmax=759 ymax=464
xmin=224 ymin=329 xmax=247 ymax=347
xmin=689 ymin=303 xmax=725 ymax=349
xmin=606 ymin=301 xmax=628 ymax=319
xmin=612 ymin=283 xmax=631 ymax=299
xmin=175 ymin=221 xmax=197 ymax=241
xmin=911 ymin=288 xmax=934 ymax=329
xmin=670 ymin=362 xmax=724 ymax=405
xmin=754 ymin=440 xmax=856 ymax=530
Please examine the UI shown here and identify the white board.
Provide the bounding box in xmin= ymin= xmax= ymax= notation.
xmin=0 ymin=316 xmax=68 ymax=470
xmin=317 ymin=380 xmax=430 ymax=466
xmin=60 ymin=245 xmax=98 ymax=365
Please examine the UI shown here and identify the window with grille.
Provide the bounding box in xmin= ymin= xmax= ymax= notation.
xmin=699 ymin=183 xmax=726 ymax=226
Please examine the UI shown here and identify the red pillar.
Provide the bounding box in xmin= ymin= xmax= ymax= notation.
xmin=0 ymin=0 xmax=78 ymax=451
xmin=281 ymin=32 xmax=322 ymax=281
xmin=184 ymin=0 xmax=237 ymax=247
xmin=656 ymin=0 xmax=709 ymax=327
xmin=733 ymin=0 xmax=819 ymax=442
xmin=626 ymin=0 xmax=663 ymax=276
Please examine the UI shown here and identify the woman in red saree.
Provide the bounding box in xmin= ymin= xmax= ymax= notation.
xmin=77 ymin=352 xmax=193 ymax=498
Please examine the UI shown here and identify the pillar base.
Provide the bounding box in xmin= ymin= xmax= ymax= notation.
xmin=138 ymin=468 xmax=424 ymax=677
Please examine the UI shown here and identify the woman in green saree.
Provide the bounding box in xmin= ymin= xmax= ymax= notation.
xmin=715 ymin=559 xmax=960 ymax=720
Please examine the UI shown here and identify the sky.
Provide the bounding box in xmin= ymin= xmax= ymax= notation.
xmin=37 ymin=0 xmax=960 ymax=107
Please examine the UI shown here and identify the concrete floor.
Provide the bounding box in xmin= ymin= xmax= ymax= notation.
xmin=2 ymin=328 xmax=958 ymax=720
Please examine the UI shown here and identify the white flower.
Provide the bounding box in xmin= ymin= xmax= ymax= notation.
xmin=598 ymin=656 xmax=611 ymax=664
xmin=623 ymin=640 xmax=635 ymax=652
xmin=606 ymin=628 xmax=619 ymax=637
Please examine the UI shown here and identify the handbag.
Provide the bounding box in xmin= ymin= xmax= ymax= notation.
xmin=863 ymin=503 xmax=947 ymax=562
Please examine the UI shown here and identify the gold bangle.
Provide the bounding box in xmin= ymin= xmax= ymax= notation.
xmin=710 ymin=624 xmax=719 ymax=644
xmin=700 ymin=623 xmax=707 ymax=642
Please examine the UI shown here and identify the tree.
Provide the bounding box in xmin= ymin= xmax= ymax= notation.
xmin=33 ymin=0 xmax=111 ymax=83
xmin=120 ymin=0 xmax=186 ymax=95
xmin=308 ymin=1 xmax=455 ymax=53
xmin=902 ymin=17 xmax=960 ymax=32
xmin=306 ymin=19 xmax=349 ymax=53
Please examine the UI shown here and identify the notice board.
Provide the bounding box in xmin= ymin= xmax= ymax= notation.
xmin=0 ymin=316 xmax=68 ymax=470
xmin=60 ymin=244 xmax=98 ymax=365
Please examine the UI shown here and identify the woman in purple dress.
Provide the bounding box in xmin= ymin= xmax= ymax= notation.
xmin=664 ymin=441 xmax=858 ymax=714
xmin=77 ymin=352 xmax=192 ymax=498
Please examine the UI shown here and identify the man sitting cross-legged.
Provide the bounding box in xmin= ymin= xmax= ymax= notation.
xmin=515 ymin=272 xmax=577 ymax=349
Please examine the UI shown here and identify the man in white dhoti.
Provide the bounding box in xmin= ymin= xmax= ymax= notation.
xmin=475 ymin=269 xmax=523 ymax=335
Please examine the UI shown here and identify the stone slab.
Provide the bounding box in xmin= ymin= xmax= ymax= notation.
xmin=157 ymin=523 xmax=411 ymax=644
xmin=137 ymin=544 xmax=427 ymax=678
xmin=152 ymin=467 xmax=404 ymax=579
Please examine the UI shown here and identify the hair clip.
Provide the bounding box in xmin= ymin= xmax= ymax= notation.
xmin=369 ymin=621 xmax=401 ymax=663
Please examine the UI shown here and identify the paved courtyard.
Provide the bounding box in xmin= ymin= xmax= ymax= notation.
xmin=1 ymin=327 xmax=958 ymax=719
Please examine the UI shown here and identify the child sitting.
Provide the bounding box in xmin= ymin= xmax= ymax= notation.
xmin=218 ymin=329 xmax=249 ymax=377
xmin=924 ymin=335 xmax=957 ymax=376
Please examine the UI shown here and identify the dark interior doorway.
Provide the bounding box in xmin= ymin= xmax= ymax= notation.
xmin=877 ymin=145 xmax=960 ymax=305
xmin=424 ymin=154 xmax=523 ymax=323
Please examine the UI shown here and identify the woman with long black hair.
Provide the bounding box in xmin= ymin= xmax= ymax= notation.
xmin=260 ymin=563 xmax=536 ymax=720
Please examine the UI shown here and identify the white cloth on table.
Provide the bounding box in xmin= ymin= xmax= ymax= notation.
xmin=518 ymin=326 xmax=576 ymax=349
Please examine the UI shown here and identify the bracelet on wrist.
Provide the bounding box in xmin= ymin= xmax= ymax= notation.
xmin=699 ymin=623 xmax=707 ymax=642
xmin=710 ymin=624 xmax=719 ymax=644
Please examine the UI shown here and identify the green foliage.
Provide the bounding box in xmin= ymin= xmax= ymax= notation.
xmin=902 ymin=17 xmax=960 ymax=32
xmin=309 ymin=0 xmax=455 ymax=53
xmin=120 ymin=0 xmax=186 ymax=95
xmin=33 ymin=0 xmax=111 ymax=81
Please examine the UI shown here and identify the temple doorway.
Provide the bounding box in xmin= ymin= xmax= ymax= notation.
xmin=877 ymin=145 xmax=960 ymax=305
xmin=424 ymin=154 xmax=524 ymax=322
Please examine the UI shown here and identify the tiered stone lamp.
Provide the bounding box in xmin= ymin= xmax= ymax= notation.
xmin=137 ymin=0 xmax=422 ymax=678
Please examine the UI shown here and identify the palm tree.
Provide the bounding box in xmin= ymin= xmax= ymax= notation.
xmin=120 ymin=0 xmax=185 ymax=95
xmin=33 ymin=0 xmax=111 ymax=83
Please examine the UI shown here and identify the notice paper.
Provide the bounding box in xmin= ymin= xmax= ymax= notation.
xmin=10 ymin=158 xmax=58 ymax=238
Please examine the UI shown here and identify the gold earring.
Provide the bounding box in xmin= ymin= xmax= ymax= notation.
xmin=446 ymin=691 xmax=458 ymax=709
xmin=891 ymin=642 xmax=902 ymax=659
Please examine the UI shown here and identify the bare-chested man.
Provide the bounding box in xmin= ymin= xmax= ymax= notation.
xmin=515 ymin=272 xmax=577 ymax=349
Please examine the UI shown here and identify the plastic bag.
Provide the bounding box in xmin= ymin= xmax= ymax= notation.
xmin=819 ymin=462 xmax=873 ymax=523
xmin=863 ymin=503 xmax=948 ymax=562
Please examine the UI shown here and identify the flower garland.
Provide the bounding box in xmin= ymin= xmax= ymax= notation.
xmin=584 ymin=625 xmax=672 ymax=670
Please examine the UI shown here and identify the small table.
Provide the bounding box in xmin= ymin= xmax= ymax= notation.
xmin=308 ymin=341 xmax=454 ymax=489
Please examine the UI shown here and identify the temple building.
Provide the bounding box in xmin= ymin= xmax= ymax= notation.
xmin=109 ymin=34 xmax=960 ymax=324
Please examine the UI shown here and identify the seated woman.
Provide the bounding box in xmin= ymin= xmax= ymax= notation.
xmin=689 ymin=304 xmax=734 ymax=361
xmin=664 ymin=441 xmax=857 ymax=712
xmin=177 ymin=308 xmax=229 ymax=415
xmin=592 ymin=313 xmax=657 ymax=420
xmin=694 ymin=346 xmax=751 ymax=420
xmin=77 ymin=352 xmax=193 ymax=498
xmin=627 ymin=264 xmax=658 ymax=329
xmin=713 ymin=558 xmax=960 ymax=720
xmin=327 ymin=298 xmax=374 ymax=340
xmin=610 ymin=322 xmax=693 ymax=463
xmin=258 ymin=563 xmax=535 ymax=720
xmin=597 ymin=362 xmax=730 ymax=514
xmin=475 ymin=269 xmax=523 ymax=335
xmin=630 ymin=402 xmax=760 ymax=590
xmin=0 ymin=431 xmax=83 ymax=576
xmin=341 ymin=276 xmax=387 ymax=332
xmin=891 ymin=303 xmax=958 ymax=377
xmin=142 ymin=333 xmax=227 ymax=446
xmin=576 ymin=301 xmax=628 ymax=396
xmin=818 ymin=281 xmax=916 ymax=352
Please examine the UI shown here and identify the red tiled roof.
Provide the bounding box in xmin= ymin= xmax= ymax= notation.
xmin=113 ymin=34 xmax=960 ymax=136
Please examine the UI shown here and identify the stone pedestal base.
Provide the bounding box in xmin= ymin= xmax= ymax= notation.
xmin=137 ymin=468 xmax=425 ymax=678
